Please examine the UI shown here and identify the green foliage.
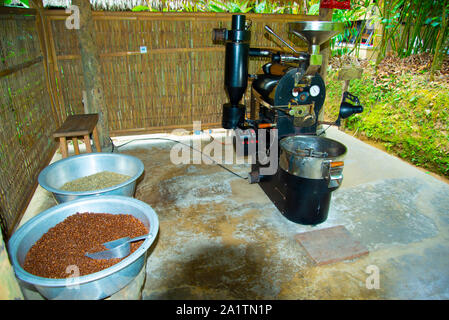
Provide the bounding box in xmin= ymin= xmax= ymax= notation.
xmin=325 ymin=65 xmax=449 ymax=178
xmin=3 ymin=0 xmax=29 ymax=7
xmin=375 ymin=0 xmax=449 ymax=66
xmin=330 ymin=0 xmax=376 ymax=57
xmin=307 ymin=3 xmax=320 ymax=15
xmin=206 ymin=0 xmax=254 ymax=13
xmin=131 ymin=0 xmax=309 ymax=14
xmin=131 ymin=5 xmax=154 ymax=12
xmin=329 ymin=0 xmax=448 ymax=76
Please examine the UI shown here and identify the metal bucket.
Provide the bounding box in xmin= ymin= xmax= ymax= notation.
xmin=280 ymin=135 xmax=347 ymax=182
xmin=278 ymin=135 xmax=347 ymax=225
xmin=38 ymin=153 xmax=144 ymax=203
xmin=8 ymin=195 xmax=159 ymax=300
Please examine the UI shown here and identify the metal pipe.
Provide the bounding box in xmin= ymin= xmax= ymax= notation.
xmin=291 ymin=30 xmax=310 ymax=46
xmin=264 ymin=25 xmax=298 ymax=54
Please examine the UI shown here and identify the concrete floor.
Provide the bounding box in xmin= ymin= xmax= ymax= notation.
xmin=18 ymin=127 xmax=449 ymax=299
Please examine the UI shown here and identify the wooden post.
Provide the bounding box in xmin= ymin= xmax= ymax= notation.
xmin=318 ymin=8 xmax=333 ymax=82
xmin=72 ymin=0 xmax=110 ymax=149
xmin=338 ymin=66 xmax=363 ymax=101
xmin=59 ymin=137 xmax=69 ymax=158
xmin=318 ymin=7 xmax=333 ymax=129
xmin=73 ymin=137 xmax=80 ymax=154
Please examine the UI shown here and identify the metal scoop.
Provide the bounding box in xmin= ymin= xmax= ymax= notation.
xmin=85 ymin=234 xmax=152 ymax=260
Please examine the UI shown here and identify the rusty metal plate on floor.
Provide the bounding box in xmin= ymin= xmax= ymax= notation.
xmin=295 ymin=225 xmax=369 ymax=266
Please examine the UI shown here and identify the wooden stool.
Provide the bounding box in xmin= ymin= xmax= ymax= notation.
xmin=53 ymin=113 xmax=102 ymax=158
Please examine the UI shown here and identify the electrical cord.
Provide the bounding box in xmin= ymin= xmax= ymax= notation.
xmin=112 ymin=136 xmax=248 ymax=180
xmin=110 ymin=126 xmax=331 ymax=179
xmin=318 ymin=124 xmax=333 ymax=136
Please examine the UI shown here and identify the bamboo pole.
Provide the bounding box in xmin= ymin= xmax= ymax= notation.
xmin=45 ymin=17 xmax=67 ymax=123
xmin=430 ymin=0 xmax=448 ymax=82
xmin=29 ymin=0 xmax=63 ymax=126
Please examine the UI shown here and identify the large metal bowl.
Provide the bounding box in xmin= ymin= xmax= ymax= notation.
xmin=38 ymin=153 xmax=144 ymax=203
xmin=279 ymin=135 xmax=347 ymax=179
xmin=8 ymin=195 xmax=159 ymax=300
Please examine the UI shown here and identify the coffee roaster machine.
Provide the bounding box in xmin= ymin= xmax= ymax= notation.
xmin=213 ymin=15 xmax=363 ymax=225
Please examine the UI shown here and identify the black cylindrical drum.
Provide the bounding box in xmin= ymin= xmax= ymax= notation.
xmin=279 ymin=135 xmax=347 ymax=225
xmin=280 ymin=169 xmax=334 ymax=225
xmin=225 ymin=41 xmax=249 ymax=105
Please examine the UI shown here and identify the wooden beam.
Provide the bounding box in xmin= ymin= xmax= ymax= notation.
xmin=0 ymin=56 xmax=43 ymax=78
xmin=55 ymin=45 xmax=309 ymax=60
xmin=110 ymin=122 xmax=222 ymax=137
xmin=318 ymin=7 xmax=333 ymax=82
xmin=0 ymin=7 xmax=37 ymax=16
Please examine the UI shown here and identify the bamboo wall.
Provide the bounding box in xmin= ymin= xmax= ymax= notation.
xmin=0 ymin=9 xmax=321 ymax=237
xmin=46 ymin=11 xmax=316 ymax=135
xmin=0 ymin=8 xmax=57 ymax=238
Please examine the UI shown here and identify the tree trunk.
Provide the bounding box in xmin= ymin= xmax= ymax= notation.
xmin=72 ymin=0 xmax=110 ymax=149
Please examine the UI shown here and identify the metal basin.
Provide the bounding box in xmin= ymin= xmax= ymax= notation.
xmin=38 ymin=153 xmax=144 ymax=203
xmin=8 ymin=195 xmax=159 ymax=300
xmin=279 ymin=135 xmax=347 ymax=179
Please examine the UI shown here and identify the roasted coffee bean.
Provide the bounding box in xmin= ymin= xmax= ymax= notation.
xmin=23 ymin=212 xmax=148 ymax=278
